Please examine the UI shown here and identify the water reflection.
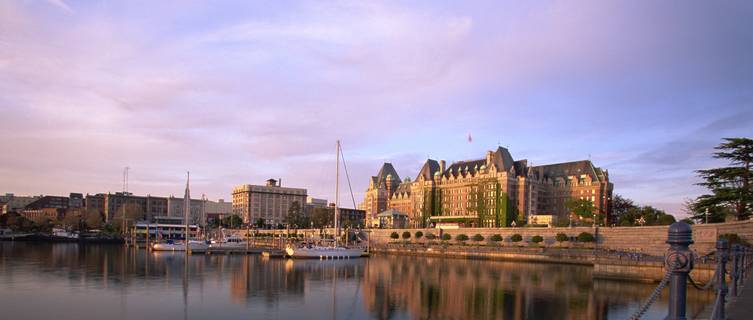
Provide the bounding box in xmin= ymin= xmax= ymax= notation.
xmin=0 ymin=242 xmax=714 ymax=319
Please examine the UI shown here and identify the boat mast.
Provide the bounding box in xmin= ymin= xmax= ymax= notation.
xmin=184 ymin=171 xmax=190 ymax=253
xmin=335 ymin=140 xmax=340 ymax=247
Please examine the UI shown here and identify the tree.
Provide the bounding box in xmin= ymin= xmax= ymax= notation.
xmin=255 ymin=218 xmax=266 ymax=228
xmin=531 ymin=235 xmax=543 ymax=244
xmin=693 ymin=138 xmax=753 ymax=221
xmin=402 ymin=231 xmax=411 ymax=240
xmin=310 ymin=207 xmax=333 ymax=228
xmin=555 ymin=233 xmax=569 ymax=243
xmin=61 ymin=213 xmax=82 ymax=231
xmin=617 ymin=204 xmax=676 ymax=226
xmin=510 ymin=234 xmax=522 ymax=242
xmin=415 ymin=231 xmax=423 ymax=239
xmin=83 ymin=209 xmax=103 ymax=230
xmin=112 ymin=202 xmax=144 ymax=233
xmin=284 ymin=201 xmax=308 ymax=228
xmin=565 ymin=198 xmax=597 ymax=225
xmin=472 ymin=234 xmax=484 ymax=242
xmin=611 ymin=194 xmax=636 ymax=221
xmin=390 ymin=232 xmax=399 ymax=239
xmin=223 ymin=215 xmax=243 ymax=228
xmin=490 ymin=234 xmax=503 ymax=243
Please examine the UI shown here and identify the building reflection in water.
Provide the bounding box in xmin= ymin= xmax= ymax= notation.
xmin=0 ymin=243 xmax=714 ymax=320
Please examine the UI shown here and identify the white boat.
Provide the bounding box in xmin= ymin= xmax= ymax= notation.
xmin=210 ymin=234 xmax=248 ymax=249
xmin=287 ymin=140 xmax=366 ymax=259
xmin=153 ymin=240 xmax=209 ymax=252
xmin=151 ymin=172 xmax=208 ymax=253
xmin=52 ymin=227 xmax=79 ymax=239
xmin=0 ymin=228 xmax=33 ymax=240
xmin=285 ymin=244 xmax=364 ymax=258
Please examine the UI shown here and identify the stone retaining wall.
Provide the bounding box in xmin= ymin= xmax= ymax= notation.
xmin=365 ymin=220 xmax=753 ymax=257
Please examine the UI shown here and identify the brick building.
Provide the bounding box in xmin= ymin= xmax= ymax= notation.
xmin=361 ymin=147 xmax=613 ymax=228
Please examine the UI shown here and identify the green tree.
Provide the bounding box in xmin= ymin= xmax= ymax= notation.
xmin=83 ymin=209 xmax=103 ymax=230
xmin=611 ymin=194 xmax=636 ymax=222
xmin=471 ymin=234 xmax=484 ymax=242
xmin=415 ymin=231 xmax=423 ymax=239
xmin=310 ymin=207 xmax=333 ymax=228
xmin=283 ymin=201 xmax=308 ymax=228
xmin=531 ymin=235 xmax=543 ymax=244
xmin=223 ymin=215 xmax=243 ymax=228
xmin=113 ymin=202 xmax=144 ymax=233
xmin=692 ymin=138 xmax=753 ymax=221
xmin=254 ymin=218 xmax=266 ymax=228
xmin=61 ymin=212 xmax=82 ymax=231
xmin=402 ymin=231 xmax=411 ymax=240
xmin=510 ymin=234 xmax=522 ymax=242
xmin=555 ymin=233 xmax=569 ymax=243
xmin=565 ymin=198 xmax=597 ymax=225
xmin=390 ymin=232 xmax=399 ymax=239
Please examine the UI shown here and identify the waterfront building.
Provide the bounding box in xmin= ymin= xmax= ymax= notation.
xmin=85 ymin=192 xmax=221 ymax=225
xmin=362 ymin=147 xmax=613 ymax=228
xmin=0 ymin=193 xmax=40 ymax=214
xmin=232 ymin=179 xmax=307 ymax=226
xmin=377 ymin=209 xmax=408 ymax=229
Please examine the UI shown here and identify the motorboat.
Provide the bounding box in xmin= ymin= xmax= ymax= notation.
xmin=152 ymin=239 xmax=209 ymax=252
xmin=210 ymin=234 xmax=248 ymax=249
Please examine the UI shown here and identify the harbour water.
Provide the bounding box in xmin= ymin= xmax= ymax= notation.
xmin=0 ymin=242 xmax=714 ymax=319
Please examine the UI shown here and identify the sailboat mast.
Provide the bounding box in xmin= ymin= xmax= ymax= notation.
xmin=335 ymin=140 xmax=340 ymax=247
xmin=184 ymin=171 xmax=190 ymax=253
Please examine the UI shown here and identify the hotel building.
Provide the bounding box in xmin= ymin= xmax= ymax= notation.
xmin=362 ymin=147 xmax=613 ymax=228
xmin=232 ymin=179 xmax=307 ymax=226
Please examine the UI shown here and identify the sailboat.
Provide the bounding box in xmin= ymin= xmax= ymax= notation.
xmin=152 ymin=172 xmax=209 ymax=253
xmin=286 ymin=140 xmax=365 ymax=259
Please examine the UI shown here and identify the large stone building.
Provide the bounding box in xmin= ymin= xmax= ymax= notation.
xmin=361 ymin=147 xmax=613 ymax=228
xmin=232 ymin=179 xmax=307 ymax=227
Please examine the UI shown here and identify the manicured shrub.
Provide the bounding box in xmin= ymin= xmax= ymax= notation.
xmin=390 ymin=232 xmax=399 ymax=239
xmin=415 ymin=231 xmax=424 ymax=239
xmin=555 ymin=233 xmax=569 ymax=243
xmin=531 ymin=235 xmax=543 ymax=244
xmin=490 ymin=234 xmax=503 ymax=242
xmin=402 ymin=231 xmax=411 ymax=239
xmin=472 ymin=234 xmax=484 ymax=242
xmin=441 ymin=233 xmax=452 ymax=241
xmin=510 ymin=234 xmax=523 ymax=242
xmin=456 ymin=234 xmax=469 ymax=241
xmin=426 ymin=232 xmax=436 ymax=240
xmin=577 ymin=232 xmax=595 ymax=242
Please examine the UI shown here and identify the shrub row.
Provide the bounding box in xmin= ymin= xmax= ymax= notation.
xmin=389 ymin=232 xmax=596 ymax=243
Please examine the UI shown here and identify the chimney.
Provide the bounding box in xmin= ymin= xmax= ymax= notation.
xmin=439 ymin=160 xmax=446 ymax=173
xmin=486 ymin=150 xmax=493 ymax=166
xmin=278 ymin=178 xmax=282 ymax=187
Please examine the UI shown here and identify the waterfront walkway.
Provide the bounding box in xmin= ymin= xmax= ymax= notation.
xmin=727 ymin=275 xmax=753 ymax=319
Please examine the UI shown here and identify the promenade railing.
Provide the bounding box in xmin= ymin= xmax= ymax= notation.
xmin=629 ymin=222 xmax=753 ymax=320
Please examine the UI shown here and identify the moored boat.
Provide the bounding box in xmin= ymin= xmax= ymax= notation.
xmin=152 ymin=239 xmax=209 ymax=252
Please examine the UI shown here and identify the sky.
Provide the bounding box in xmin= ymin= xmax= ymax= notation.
xmin=1 ymin=0 xmax=752 ymax=217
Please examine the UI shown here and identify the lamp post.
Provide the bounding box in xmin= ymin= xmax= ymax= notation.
xmin=705 ymin=208 xmax=709 ymax=224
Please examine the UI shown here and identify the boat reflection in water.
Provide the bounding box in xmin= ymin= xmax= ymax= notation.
xmin=0 ymin=243 xmax=714 ymax=319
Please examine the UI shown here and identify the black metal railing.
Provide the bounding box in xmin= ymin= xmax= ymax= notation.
xmin=630 ymin=222 xmax=753 ymax=320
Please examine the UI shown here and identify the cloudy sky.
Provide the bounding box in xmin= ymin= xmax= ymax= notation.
xmin=1 ymin=1 xmax=752 ymax=216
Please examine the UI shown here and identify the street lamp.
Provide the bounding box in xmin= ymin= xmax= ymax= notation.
xmin=705 ymin=208 xmax=709 ymax=224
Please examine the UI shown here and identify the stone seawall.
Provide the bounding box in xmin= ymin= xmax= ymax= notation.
xmin=365 ymin=220 xmax=753 ymax=257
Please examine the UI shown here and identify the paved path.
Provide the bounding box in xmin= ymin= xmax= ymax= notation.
xmin=727 ymin=274 xmax=753 ymax=319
